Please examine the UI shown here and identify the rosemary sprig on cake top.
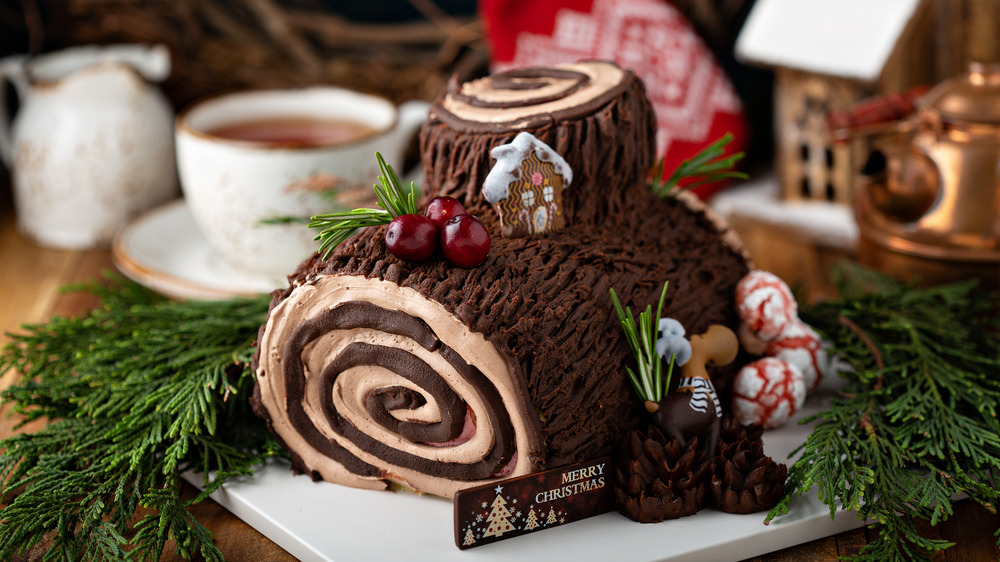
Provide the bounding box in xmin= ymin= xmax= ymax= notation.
xmin=650 ymin=133 xmax=748 ymax=197
xmin=0 ymin=276 xmax=277 ymax=561
xmin=765 ymin=264 xmax=1000 ymax=561
xmin=309 ymin=151 xmax=418 ymax=257
xmin=309 ymin=152 xmax=491 ymax=267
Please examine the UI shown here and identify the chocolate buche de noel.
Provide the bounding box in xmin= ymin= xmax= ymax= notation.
xmin=251 ymin=61 xmax=751 ymax=498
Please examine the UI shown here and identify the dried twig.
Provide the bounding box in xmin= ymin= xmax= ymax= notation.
xmin=242 ymin=0 xmax=322 ymax=76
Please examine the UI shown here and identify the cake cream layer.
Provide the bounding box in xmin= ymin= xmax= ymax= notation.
xmin=254 ymin=274 xmax=541 ymax=498
xmin=439 ymin=61 xmax=626 ymax=129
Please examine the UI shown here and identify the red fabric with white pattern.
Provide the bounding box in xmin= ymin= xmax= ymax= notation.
xmin=480 ymin=0 xmax=747 ymax=199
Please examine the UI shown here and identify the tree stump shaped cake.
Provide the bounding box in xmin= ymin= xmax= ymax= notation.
xmin=251 ymin=61 xmax=751 ymax=498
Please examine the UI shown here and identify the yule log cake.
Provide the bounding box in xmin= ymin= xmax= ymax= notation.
xmin=251 ymin=61 xmax=751 ymax=498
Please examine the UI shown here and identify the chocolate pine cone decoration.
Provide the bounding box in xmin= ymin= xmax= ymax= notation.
xmin=710 ymin=438 xmax=787 ymax=514
xmin=614 ymin=426 xmax=710 ymax=523
xmin=719 ymin=413 xmax=764 ymax=446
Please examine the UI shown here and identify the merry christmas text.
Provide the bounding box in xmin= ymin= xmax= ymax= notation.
xmin=535 ymin=462 xmax=607 ymax=504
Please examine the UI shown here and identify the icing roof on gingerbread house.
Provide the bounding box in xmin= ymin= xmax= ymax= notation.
xmin=735 ymin=0 xmax=926 ymax=83
xmin=483 ymin=132 xmax=573 ymax=204
xmin=483 ymin=132 xmax=574 ymax=238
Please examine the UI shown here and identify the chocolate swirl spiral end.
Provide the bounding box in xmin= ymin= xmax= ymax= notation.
xmin=253 ymin=274 xmax=542 ymax=498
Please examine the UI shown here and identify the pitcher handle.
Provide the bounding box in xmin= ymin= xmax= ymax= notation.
xmin=397 ymin=100 xmax=430 ymax=140
xmin=391 ymin=100 xmax=430 ymax=185
xmin=0 ymin=55 xmax=29 ymax=168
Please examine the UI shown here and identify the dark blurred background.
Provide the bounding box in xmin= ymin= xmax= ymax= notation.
xmin=0 ymin=0 xmax=776 ymax=201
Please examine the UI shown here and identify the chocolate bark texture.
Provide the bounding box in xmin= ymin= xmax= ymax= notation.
xmin=252 ymin=191 xmax=748 ymax=497
xmin=420 ymin=61 xmax=657 ymax=228
xmin=251 ymin=60 xmax=750 ymax=498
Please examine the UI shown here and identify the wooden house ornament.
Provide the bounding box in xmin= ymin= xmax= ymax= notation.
xmin=734 ymin=0 xmax=977 ymax=205
xmin=483 ymin=132 xmax=573 ymax=238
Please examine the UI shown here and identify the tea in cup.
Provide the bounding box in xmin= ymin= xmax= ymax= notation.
xmin=175 ymin=87 xmax=428 ymax=277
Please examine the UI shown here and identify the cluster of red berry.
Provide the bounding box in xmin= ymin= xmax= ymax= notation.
xmin=384 ymin=196 xmax=491 ymax=268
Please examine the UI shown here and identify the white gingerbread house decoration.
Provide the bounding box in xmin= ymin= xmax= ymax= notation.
xmin=483 ymin=132 xmax=573 ymax=238
xmin=735 ymin=0 xmax=952 ymax=204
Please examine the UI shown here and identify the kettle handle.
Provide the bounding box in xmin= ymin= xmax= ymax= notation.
xmin=0 ymin=55 xmax=29 ymax=168
xmin=827 ymin=85 xmax=929 ymax=144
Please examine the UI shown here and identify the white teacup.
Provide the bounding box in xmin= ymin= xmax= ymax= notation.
xmin=176 ymin=87 xmax=428 ymax=277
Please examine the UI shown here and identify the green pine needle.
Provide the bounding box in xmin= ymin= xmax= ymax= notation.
xmin=650 ymin=132 xmax=748 ymax=197
xmin=764 ymin=263 xmax=1000 ymax=561
xmin=0 ymin=273 xmax=279 ymax=561
xmin=610 ymin=281 xmax=674 ymax=403
xmin=309 ymin=152 xmax=419 ymax=258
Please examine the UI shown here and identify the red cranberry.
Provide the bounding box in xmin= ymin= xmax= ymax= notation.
xmin=424 ymin=196 xmax=467 ymax=230
xmin=441 ymin=214 xmax=491 ymax=268
xmin=385 ymin=214 xmax=438 ymax=262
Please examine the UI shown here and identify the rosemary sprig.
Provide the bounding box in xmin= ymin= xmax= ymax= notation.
xmin=765 ymin=263 xmax=1000 ymax=561
xmin=609 ymin=281 xmax=675 ymax=403
xmin=650 ymin=132 xmax=748 ymax=197
xmin=0 ymin=274 xmax=278 ymax=561
xmin=308 ymin=152 xmax=419 ymax=257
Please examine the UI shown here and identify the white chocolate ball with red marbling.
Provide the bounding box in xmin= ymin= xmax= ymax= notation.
xmin=732 ymin=357 xmax=806 ymax=429
xmin=736 ymin=270 xmax=797 ymax=342
xmin=767 ymin=321 xmax=831 ymax=393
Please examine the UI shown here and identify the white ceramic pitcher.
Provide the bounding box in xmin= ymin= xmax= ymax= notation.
xmin=0 ymin=44 xmax=178 ymax=248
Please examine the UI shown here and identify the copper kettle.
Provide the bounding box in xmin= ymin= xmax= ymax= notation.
xmin=835 ymin=62 xmax=1000 ymax=289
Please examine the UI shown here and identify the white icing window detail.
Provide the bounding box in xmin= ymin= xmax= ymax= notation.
xmin=543 ymin=185 xmax=554 ymax=203
xmin=521 ymin=190 xmax=535 ymax=206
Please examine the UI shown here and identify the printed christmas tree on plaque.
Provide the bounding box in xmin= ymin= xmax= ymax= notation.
xmin=482 ymin=486 xmax=516 ymax=538
xmin=524 ymin=507 xmax=540 ymax=531
xmin=463 ymin=527 xmax=476 ymax=546
xmin=546 ymin=506 xmax=557 ymax=525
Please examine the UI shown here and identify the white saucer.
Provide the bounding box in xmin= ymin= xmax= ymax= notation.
xmin=112 ymin=199 xmax=289 ymax=300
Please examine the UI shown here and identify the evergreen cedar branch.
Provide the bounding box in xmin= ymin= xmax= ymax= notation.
xmin=0 ymin=275 xmax=279 ymax=561
xmin=765 ymin=263 xmax=1000 ymax=562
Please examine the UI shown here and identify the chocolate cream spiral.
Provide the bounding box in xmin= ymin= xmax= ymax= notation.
xmin=253 ymin=274 xmax=540 ymax=498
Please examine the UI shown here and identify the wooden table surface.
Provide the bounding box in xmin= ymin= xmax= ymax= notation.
xmin=0 ymin=178 xmax=998 ymax=562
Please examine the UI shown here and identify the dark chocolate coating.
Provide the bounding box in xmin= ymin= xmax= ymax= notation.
xmin=251 ymin=62 xmax=749 ymax=491
xmin=253 ymin=192 xmax=748 ymax=480
xmin=420 ymin=65 xmax=657 ymax=228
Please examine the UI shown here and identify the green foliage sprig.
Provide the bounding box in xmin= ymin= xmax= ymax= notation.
xmin=650 ymin=132 xmax=748 ymax=197
xmin=308 ymin=152 xmax=419 ymax=258
xmin=0 ymin=275 xmax=278 ymax=561
xmin=765 ymin=263 xmax=1000 ymax=561
xmin=610 ymin=281 xmax=675 ymax=403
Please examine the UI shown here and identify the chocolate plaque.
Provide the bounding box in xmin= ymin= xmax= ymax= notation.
xmin=454 ymin=457 xmax=612 ymax=549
